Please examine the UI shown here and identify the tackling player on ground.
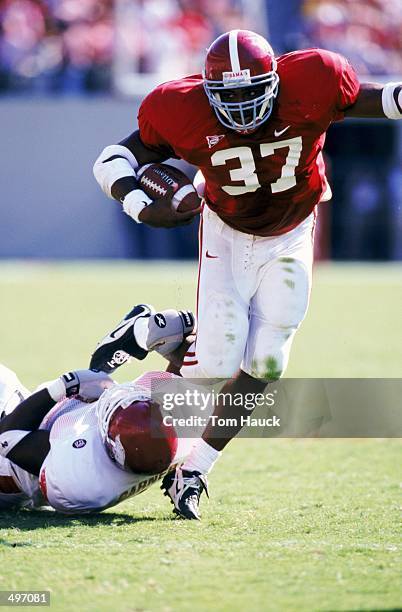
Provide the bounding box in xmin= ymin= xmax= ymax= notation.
xmin=0 ymin=305 xmax=195 ymax=513
xmin=93 ymin=29 xmax=402 ymax=519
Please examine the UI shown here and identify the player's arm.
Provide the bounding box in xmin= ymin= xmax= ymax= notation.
xmin=344 ymin=82 xmax=402 ymax=119
xmin=110 ymin=130 xmax=167 ymax=202
xmin=93 ymin=129 xmax=200 ymax=228
xmin=0 ymin=370 xmax=113 ymax=475
xmin=0 ymin=390 xmax=53 ymax=475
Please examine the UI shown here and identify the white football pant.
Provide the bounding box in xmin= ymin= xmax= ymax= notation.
xmin=0 ymin=363 xmax=30 ymax=415
xmin=0 ymin=364 xmax=41 ymax=509
xmin=181 ymin=206 xmax=315 ymax=380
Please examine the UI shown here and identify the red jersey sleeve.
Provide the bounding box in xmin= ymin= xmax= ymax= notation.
xmin=137 ymin=86 xmax=179 ymax=159
xmin=317 ymin=49 xmax=360 ymax=121
xmin=276 ymin=49 xmax=360 ymax=129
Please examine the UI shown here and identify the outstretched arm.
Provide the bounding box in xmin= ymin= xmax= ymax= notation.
xmin=0 ymin=370 xmax=113 ymax=475
xmin=344 ymin=82 xmax=402 ymax=119
xmin=0 ymin=390 xmax=54 ymax=475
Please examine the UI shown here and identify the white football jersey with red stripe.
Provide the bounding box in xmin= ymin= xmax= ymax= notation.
xmin=0 ymin=367 xmax=192 ymax=514
xmin=0 ymin=454 xmax=44 ymax=510
xmin=39 ymin=397 xmax=160 ymax=513
xmin=0 ymin=364 xmax=44 ymax=509
xmin=39 ymin=372 xmax=192 ymax=514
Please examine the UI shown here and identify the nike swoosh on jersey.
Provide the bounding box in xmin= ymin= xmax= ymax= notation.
xmin=206 ymin=251 xmax=219 ymax=259
xmin=274 ymin=125 xmax=291 ymax=137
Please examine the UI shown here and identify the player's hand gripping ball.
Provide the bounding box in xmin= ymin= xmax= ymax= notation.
xmin=137 ymin=163 xmax=202 ymax=212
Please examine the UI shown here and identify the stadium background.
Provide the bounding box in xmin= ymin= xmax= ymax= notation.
xmin=0 ymin=0 xmax=401 ymax=260
xmin=1 ymin=3 xmax=401 ymax=611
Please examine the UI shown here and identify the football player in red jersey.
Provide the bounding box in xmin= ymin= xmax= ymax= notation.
xmin=93 ymin=30 xmax=402 ymax=519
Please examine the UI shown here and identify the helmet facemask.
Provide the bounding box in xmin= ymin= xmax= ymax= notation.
xmin=203 ymin=68 xmax=279 ymax=132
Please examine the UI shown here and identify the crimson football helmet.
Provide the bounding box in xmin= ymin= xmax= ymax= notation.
xmin=203 ymin=29 xmax=279 ymax=133
xmin=97 ymin=383 xmax=177 ymax=475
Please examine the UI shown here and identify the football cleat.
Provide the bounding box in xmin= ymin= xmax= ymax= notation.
xmin=161 ymin=467 xmax=209 ymax=520
xmin=90 ymin=304 xmax=153 ymax=373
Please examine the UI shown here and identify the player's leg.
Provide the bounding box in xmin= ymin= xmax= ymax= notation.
xmin=243 ymin=255 xmax=312 ymax=380
xmin=90 ymin=303 xmax=195 ymax=373
xmin=0 ymin=366 xmax=42 ymax=509
xmin=182 ymin=256 xmax=311 ymax=452
xmin=165 ymin=209 xmax=254 ymax=518
xmin=181 ymin=207 xmax=250 ymax=378
xmin=0 ymin=364 xmax=30 ymax=419
xmin=243 ymin=214 xmax=314 ymax=379
xmin=185 ymin=213 xmax=314 ymax=444
xmin=0 ymin=454 xmax=28 ymax=509
xmin=164 ymin=215 xmax=314 ymax=519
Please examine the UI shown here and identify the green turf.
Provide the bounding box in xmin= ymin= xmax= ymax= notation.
xmin=0 ymin=262 xmax=401 ymax=611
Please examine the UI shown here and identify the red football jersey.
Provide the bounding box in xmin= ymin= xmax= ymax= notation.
xmin=138 ymin=49 xmax=360 ymax=236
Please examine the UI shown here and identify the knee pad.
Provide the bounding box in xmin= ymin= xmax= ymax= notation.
xmin=265 ymin=259 xmax=311 ymax=329
xmin=243 ymin=323 xmax=297 ymax=381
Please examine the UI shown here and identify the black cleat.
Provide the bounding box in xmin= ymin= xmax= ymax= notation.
xmin=90 ymin=304 xmax=152 ymax=373
xmin=161 ymin=467 xmax=209 ymax=520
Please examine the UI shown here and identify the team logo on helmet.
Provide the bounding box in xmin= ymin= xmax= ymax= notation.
xmin=222 ymin=69 xmax=251 ymax=86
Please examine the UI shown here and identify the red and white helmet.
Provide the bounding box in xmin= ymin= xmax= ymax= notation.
xmin=203 ymin=30 xmax=279 ymax=132
xmin=97 ymin=383 xmax=177 ymax=475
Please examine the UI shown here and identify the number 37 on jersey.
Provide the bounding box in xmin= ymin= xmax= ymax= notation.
xmin=211 ymin=136 xmax=303 ymax=195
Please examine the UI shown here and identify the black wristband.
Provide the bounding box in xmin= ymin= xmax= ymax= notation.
xmin=111 ymin=176 xmax=140 ymax=203
xmin=62 ymin=372 xmax=80 ymax=397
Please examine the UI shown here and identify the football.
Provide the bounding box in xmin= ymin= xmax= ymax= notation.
xmin=137 ymin=163 xmax=202 ymax=212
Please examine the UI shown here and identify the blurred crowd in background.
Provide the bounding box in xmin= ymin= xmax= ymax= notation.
xmin=0 ymin=0 xmax=113 ymax=93
xmin=301 ymin=0 xmax=402 ymax=76
xmin=0 ymin=0 xmax=255 ymax=93
xmin=1 ymin=0 xmax=401 ymax=94
xmin=0 ymin=0 xmax=401 ymax=260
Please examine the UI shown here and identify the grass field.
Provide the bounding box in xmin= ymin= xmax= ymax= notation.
xmin=0 ymin=261 xmax=401 ymax=611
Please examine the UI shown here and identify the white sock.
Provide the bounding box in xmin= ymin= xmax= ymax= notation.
xmin=182 ymin=439 xmax=221 ymax=474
